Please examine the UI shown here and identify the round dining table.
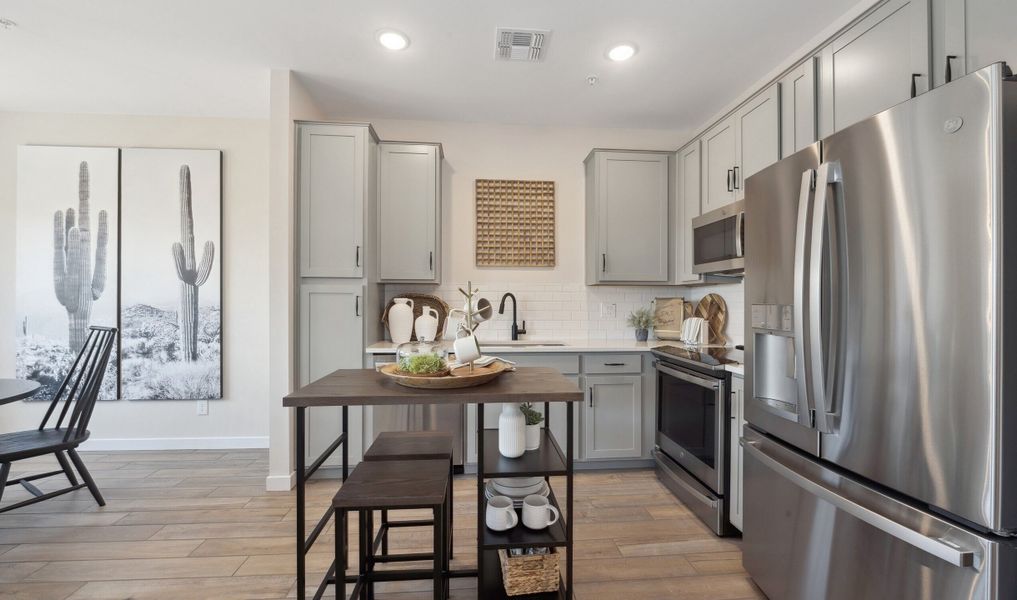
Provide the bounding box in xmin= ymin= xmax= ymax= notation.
xmin=0 ymin=378 xmax=41 ymax=405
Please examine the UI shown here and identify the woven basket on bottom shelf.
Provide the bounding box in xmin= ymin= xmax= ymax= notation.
xmin=497 ymin=548 xmax=560 ymax=596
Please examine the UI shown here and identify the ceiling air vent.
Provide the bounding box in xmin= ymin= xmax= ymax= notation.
xmin=495 ymin=28 xmax=549 ymax=62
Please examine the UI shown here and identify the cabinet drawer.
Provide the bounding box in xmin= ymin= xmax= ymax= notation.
xmin=582 ymin=354 xmax=642 ymax=374
xmin=509 ymin=353 xmax=579 ymax=375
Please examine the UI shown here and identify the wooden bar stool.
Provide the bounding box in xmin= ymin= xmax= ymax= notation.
xmin=363 ymin=432 xmax=454 ymax=559
xmin=333 ymin=459 xmax=449 ymax=600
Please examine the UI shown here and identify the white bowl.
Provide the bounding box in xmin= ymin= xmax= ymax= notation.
xmin=493 ymin=477 xmax=543 ymax=489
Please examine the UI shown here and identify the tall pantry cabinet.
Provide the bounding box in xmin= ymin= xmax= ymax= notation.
xmin=296 ymin=122 xmax=383 ymax=468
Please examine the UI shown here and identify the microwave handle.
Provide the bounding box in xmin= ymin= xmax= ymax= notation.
xmin=735 ymin=211 xmax=744 ymax=257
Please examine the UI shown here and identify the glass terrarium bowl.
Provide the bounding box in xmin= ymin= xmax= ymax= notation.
xmin=395 ymin=341 xmax=450 ymax=377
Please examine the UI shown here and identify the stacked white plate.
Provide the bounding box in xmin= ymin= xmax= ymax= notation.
xmin=485 ymin=477 xmax=549 ymax=508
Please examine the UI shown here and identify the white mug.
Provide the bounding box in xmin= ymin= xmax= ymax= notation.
xmin=453 ymin=330 xmax=482 ymax=364
xmin=486 ymin=495 xmax=518 ymax=531
xmin=522 ymin=495 xmax=559 ymax=530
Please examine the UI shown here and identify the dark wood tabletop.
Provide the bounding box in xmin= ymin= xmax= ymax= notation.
xmin=0 ymin=379 xmax=41 ymax=405
xmin=284 ymin=367 xmax=583 ymax=407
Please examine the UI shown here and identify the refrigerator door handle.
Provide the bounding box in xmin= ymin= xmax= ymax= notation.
xmin=809 ymin=162 xmax=842 ymax=434
xmin=742 ymin=437 xmax=978 ymax=568
xmin=792 ymin=169 xmax=815 ymax=427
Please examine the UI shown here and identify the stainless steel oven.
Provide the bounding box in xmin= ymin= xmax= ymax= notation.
xmin=653 ymin=351 xmax=734 ymax=535
xmin=692 ymin=200 xmax=744 ymax=274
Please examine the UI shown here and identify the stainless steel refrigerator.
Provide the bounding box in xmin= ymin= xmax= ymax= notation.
xmin=742 ymin=62 xmax=1017 ymax=599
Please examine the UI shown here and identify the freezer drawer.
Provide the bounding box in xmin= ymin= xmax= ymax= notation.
xmin=741 ymin=427 xmax=1017 ymax=600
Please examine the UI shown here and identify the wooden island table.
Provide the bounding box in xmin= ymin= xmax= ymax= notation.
xmin=284 ymin=366 xmax=582 ymax=600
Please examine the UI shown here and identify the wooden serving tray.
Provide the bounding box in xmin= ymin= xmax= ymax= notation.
xmin=379 ymin=362 xmax=511 ymax=389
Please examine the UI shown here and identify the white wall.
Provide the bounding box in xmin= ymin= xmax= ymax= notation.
xmin=266 ymin=70 xmax=328 ymax=490
xmin=0 ymin=111 xmax=271 ymax=449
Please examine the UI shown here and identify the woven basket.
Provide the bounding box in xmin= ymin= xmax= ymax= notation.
xmin=498 ymin=548 xmax=560 ymax=596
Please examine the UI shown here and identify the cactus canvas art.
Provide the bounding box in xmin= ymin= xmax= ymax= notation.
xmin=15 ymin=146 xmax=120 ymax=401
xmin=120 ymin=148 xmax=222 ymax=400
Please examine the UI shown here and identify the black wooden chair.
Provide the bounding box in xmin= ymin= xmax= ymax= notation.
xmin=0 ymin=326 xmax=117 ymax=513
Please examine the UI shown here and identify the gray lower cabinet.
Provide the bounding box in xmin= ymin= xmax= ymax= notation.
xmin=585 ymin=150 xmax=671 ymax=284
xmin=300 ymin=282 xmax=365 ymax=466
xmin=377 ymin=142 xmax=442 ymax=283
xmin=729 ymin=375 xmax=745 ymax=531
xmin=819 ymin=0 xmax=931 ymax=137
xmin=675 ymin=141 xmax=703 ymax=284
xmin=779 ymin=58 xmax=818 ymax=158
xmin=935 ymin=0 xmax=1017 ymax=87
xmin=582 ymin=375 xmax=642 ymax=460
xmin=298 ymin=123 xmax=375 ymax=278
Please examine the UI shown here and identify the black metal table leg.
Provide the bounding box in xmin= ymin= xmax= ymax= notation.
xmin=296 ymin=406 xmax=306 ymax=600
xmin=566 ymin=400 xmax=574 ymax=599
xmin=475 ymin=402 xmax=485 ymax=594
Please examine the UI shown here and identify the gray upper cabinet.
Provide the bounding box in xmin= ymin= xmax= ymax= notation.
xmin=779 ymin=58 xmax=818 ymax=157
xmin=585 ymin=150 xmax=670 ymax=284
xmin=820 ymin=0 xmax=931 ymax=137
xmin=377 ymin=142 xmax=442 ymax=283
xmin=675 ymin=141 xmax=703 ymax=285
xmin=735 ymin=83 xmax=781 ymax=200
xmin=583 ymin=375 xmax=642 ymax=460
xmin=298 ymin=123 xmax=375 ymax=278
xmin=935 ymin=0 xmax=1016 ymax=87
xmin=700 ymin=117 xmax=738 ymax=213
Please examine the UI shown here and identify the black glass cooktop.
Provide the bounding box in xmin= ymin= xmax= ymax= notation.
xmin=653 ymin=345 xmax=742 ymax=371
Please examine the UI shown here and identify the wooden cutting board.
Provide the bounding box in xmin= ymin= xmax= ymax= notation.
xmin=695 ymin=293 xmax=728 ymax=344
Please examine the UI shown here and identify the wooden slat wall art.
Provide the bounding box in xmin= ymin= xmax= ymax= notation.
xmin=475 ymin=179 xmax=556 ymax=267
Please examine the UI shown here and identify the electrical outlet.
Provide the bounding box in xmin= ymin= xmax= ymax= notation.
xmin=600 ymin=302 xmax=617 ymax=318
xmin=197 ymin=400 xmax=209 ymax=416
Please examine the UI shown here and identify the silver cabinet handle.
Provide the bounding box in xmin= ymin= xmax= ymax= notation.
xmin=733 ymin=166 xmax=740 ymax=190
xmin=601 ymin=253 xmax=606 ymax=272
xmin=742 ymin=438 xmax=977 ymax=568
xmin=727 ymin=169 xmax=734 ymax=192
xmin=355 ymin=245 xmax=361 ymax=268
xmin=588 ymin=387 xmax=594 ymax=408
xmin=603 ymin=362 xmax=625 ymax=367
xmin=355 ymin=295 xmax=360 ymax=317
xmin=429 ymin=251 xmax=433 ymax=272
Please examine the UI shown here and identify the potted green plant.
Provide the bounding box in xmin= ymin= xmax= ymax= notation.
xmin=520 ymin=403 xmax=544 ymax=450
xmin=627 ymin=308 xmax=654 ymax=342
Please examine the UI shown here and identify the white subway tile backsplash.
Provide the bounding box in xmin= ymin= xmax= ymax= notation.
xmin=382 ymin=281 xmax=745 ymax=344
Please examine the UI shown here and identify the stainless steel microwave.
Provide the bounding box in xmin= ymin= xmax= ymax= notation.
xmin=692 ymin=200 xmax=744 ymax=274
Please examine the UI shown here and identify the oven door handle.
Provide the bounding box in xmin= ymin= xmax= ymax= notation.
xmin=655 ymin=362 xmax=719 ymax=389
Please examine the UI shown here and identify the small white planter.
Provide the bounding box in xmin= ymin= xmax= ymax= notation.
xmin=525 ymin=424 xmax=542 ymax=451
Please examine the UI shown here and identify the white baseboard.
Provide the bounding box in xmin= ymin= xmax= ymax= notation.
xmin=265 ymin=472 xmax=296 ymax=491
xmin=80 ymin=436 xmax=270 ymax=451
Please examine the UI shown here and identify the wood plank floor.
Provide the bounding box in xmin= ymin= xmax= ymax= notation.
xmin=0 ymin=450 xmax=763 ymax=600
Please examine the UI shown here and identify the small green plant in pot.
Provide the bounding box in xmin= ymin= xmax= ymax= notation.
xmin=520 ymin=403 xmax=544 ymax=451
xmin=627 ymin=307 xmax=654 ymax=342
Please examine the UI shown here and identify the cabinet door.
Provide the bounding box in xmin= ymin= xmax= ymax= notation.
xmin=299 ymin=124 xmax=365 ymax=278
xmin=939 ymin=0 xmax=1017 ymax=86
xmin=583 ymin=375 xmax=642 ymax=460
xmin=300 ymin=283 xmax=364 ymax=465
xmin=735 ymin=84 xmax=781 ymax=200
xmin=820 ymin=0 xmax=931 ymax=136
xmin=729 ymin=376 xmax=745 ymax=531
xmin=676 ymin=142 xmax=703 ymax=284
xmin=596 ymin=152 xmax=670 ymax=282
xmin=701 ymin=117 xmax=738 ymax=213
xmin=377 ymin=143 xmax=440 ymax=282
xmin=779 ymin=59 xmax=818 ymax=158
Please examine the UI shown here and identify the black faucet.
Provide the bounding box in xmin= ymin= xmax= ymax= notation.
xmin=498 ymin=293 xmax=527 ymax=341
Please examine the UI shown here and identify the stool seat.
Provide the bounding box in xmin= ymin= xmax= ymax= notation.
xmin=333 ymin=459 xmax=449 ymax=510
xmin=364 ymin=431 xmax=453 ymax=461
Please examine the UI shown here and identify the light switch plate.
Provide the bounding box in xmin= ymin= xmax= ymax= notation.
xmin=196 ymin=400 xmax=209 ymax=416
xmin=600 ymin=302 xmax=617 ymax=318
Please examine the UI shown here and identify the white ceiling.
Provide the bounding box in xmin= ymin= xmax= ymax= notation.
xmin=0 ymin=0 xmax=859 ymax=130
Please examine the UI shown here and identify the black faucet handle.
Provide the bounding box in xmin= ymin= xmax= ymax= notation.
xmin=518 ymin=321 xmax=527 ymax=335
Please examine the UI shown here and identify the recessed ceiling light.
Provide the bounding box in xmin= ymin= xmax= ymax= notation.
xmin=0 ymin=18 xmax=17 ymax=30
xmin=607 ymin=43 xmax=637 ymax=62
xmin=378 ymin=30 xmax=410 ymax=51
